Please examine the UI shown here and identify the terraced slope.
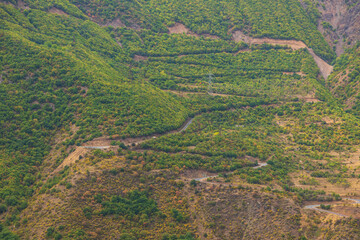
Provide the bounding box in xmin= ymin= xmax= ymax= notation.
xmin=0 ymin=2 xmax=187 ymax=229
xmin=1 ymin=0 xmax=360 ymax=239
xmin=69 ymin=0 xmax=336 ymax=62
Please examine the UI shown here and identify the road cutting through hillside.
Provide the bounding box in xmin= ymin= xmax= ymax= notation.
xmin=166 ymin=23 xmax=334 ymax=79
xmin=231 ymin=30 xmax=333 ymax=80
xmin=304 ymin=198 xmax=360 ymax=217
xmin=193 ymin=163 xmax=268 ymax=182
xmin=56 ymin=102 xmax=293 ymax=174
xmin=54 ymin=117 xmax=195 ymax=173
xmin=304 ymin=204 xmax=347 ymax=217
xmin=57 ymin=104 xmax=276 ymax=174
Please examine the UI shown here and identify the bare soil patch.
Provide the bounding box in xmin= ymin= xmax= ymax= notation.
xmin=232 ymin=30 xmax=306 ymax=50
xmin=133 ymin=55 xmax=148 ymax=61
xmin=48 ymin=7 xmax=68 ymax=16
xmin=168 ymin=23 xmax=190 ymax=34
xmin=307 ymin=48 xmax=333 ymax=79
xmin=168 ymin=22 xmax=219 ymax=39
xmin=103 ymin=18 xmax=125 ymax=28
xmin=342 ymin=147 xmax=360 ymax=169
xmin=283 ymin=71 xmax=305 ymax=76
xmin=252 ymin=38 xmax=307 ymax=50
xmin=181 ymin=169 xmax=217 ymax=179
xmin=54 ymin=147 xmax=89 ymax=173
xmin=82 ymin=136 xmax=112 ymax=147
xmin=17 ymin=0 xmax=28 ymax=9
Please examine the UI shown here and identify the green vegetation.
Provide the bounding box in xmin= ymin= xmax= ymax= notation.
xmin=140 ymin=49 xmax=320 ymax=99
xmin=0 ymin=2 xmax=186 ymax=217
xmin=320 ymin=204 xmax=331 ymax=210
xmin=327 ymin=43 xmax=360 ymax=116
xmin=70 ymin=0 xmax=335 ymax=61
xmin=1 ymin=0 xmax=360 ymax=239
xmin=100 ymin=190 xmax=158 ymax=218
xmin=114 ymin=28 xmax=247 ymax=57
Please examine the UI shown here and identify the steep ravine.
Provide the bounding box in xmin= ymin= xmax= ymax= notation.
xmin=315 ymin=0 xmax=360 ymax=56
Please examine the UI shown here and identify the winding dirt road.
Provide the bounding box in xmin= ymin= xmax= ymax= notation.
xmin=57 ymin=103 xmax=282 ymax=173
xmin=166 ymin=23 xmax=333 ymax=79
xmin=194 ymin=163 xmax=268 ymax=182
xmin=304 ymin=204 xmax=347 ymax=217
xmin=304 ymin=198 xmax=360 ymax=217
xmin=232 ymin=31 xmax=333 ymax=79
xmin=55 ymin=117 xmax=195 ymax=172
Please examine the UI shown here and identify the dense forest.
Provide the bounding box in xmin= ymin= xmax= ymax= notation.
xmin=1 ymin=0 xmax=360 ymax=239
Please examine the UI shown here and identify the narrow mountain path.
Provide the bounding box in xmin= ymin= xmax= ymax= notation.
xmin=179 ymin=118 xmax=193 ymax=132
xmin=304 ymin=198 xmax=360 ymax=217
xmin=83 ymin=146 xmax=110 ymax=149
xmin=56 ymin=103 xmax=279 ymax=174
xmin=80 ymin=116 xmax=195 ymax=149
xmin=54 ymin=117 xmax=195 ymax=173
xmin=146 ymin=23 xmax=334 ymax=79
xmin=304 ymin=204 xmax=347 ymax=217
xmin=193 ymin=163 xmax=268 ymax=182
xmin=81 ymin=102 xmax=281 ymax=150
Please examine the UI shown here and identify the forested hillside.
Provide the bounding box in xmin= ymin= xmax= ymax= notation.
xmin=0 ymin=3 xmax=187 ymax=237
xmin=1 ymin=0 xmax=360 ymax=239
xmin=70 ymin=0 xmax=335 ymax=62
xmin=327 ymin=43 xmax=360 ymax=114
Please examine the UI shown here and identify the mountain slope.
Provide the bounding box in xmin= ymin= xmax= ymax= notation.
xmin=327 ymin=44 xmax=360 ymax=113
xmin=70 ymin=0 xmax=336 ymax=62
xmin=0 ymin=2 xmax=187 ymax=228
xmin=2 ymin=0 xmax=360 ymax=239
xmin=314 ymin=0 xmax=360 ymax=56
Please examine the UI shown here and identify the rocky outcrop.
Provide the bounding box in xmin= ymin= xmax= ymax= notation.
xmin=313 ymin=0 xmax=360 ymax=56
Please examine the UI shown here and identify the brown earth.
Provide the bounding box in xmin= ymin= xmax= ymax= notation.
xmin=232 ymin=31 xmax=307 ymax=50
xmin=0 ymin=0 xmax=28 ymax=9
xmin=290 ymin=147 xmax=360 ymax=197
xmin=296 ymin=93 xmax=321 ymax=103
xmin=133 ymin=55 xmax=149 ymax=61
xmin=307 ymin=48 xmax=333 ymax=80
xmin=168 ymin=22 xmax=219 ymax=39
xmin=332 ymin=202 xmax=360 ymax=218
xmin=48 ymin=7 xmax=68 ymax=16
xmin=232 ymin=30 xmax=333 ymax=79
xmin=102 ymin=18 xmax=125 ymax=28
xmin=168 ymin=22 xmax=190 ymax=34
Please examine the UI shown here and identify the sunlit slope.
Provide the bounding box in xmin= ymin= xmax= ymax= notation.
xmin=70 ymin=0 xmax=335 ymax=62
xmin=0 ymin=2 xmax=187 ymax=216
